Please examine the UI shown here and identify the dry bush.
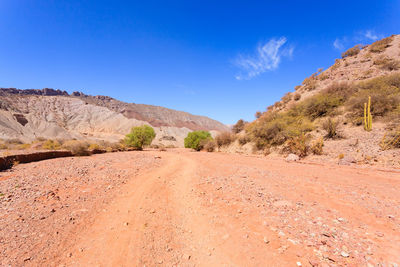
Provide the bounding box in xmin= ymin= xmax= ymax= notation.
xmin=310 ymin=138 xmax=324 ymax=155
xmin=4 ymin=138 xmax=23 ymax=145
xmin=255 ymin=111 xmax=263 ymax=119
xmin=369 ymin=36 xmax=394 ymax=53
xmin=380 ymin=128 xmax=400 ymax=150
xmin=281 ymin=92 xmax=292 ymax=103
xmin=282 ymin=134 xmax=311 ymax=158
xmin=373 ymin=57 xmax=400 ymax=71
xmin=238 ymin=135 xmax=250 ymax=146
xmin=215 ymin=132 xmax=236 ymax=149
xmin=88 ymin=143 xmax=101 ymax=150
xmin=203 ymin=139 xmax=216 ymax=152
xmin=342 ymin=44 xmax=362 ymax=58
xmin=232 ymin=119 xmax=247 ymax=134
xmin=42 ymin=139 xmax=62 ymax=150
xmin=322 ymin=118 xmax=339 ymax=139
xmin=294 ymin=85 xmax=302 ymax=91
xmin=302 ymin=75 xmax=318 ymax=91
xmin=62 ymin=140 xmax=90 ymax=156
xmin=293 ymin=93 xmax=301 ymax=101
xmin=16 ymin=143 xmax=31 ymax=150
xmin=338 ymin=153 xmax=345 ymax=159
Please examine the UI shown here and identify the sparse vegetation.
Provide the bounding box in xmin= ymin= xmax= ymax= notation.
xmin=215 ymin=132 xmax=235 ymax=149
xmin=374 ymin=57 xmax=400 ymax=71
xmin=282 ymin=134 xmax=310 ymax=157
xmin=293 ymin=93 xmax=301 ymax=101
xmin=42 ymin=139 xmax=62 ymax=150
xmin=203 ymin=139 xmax=216 ymax=152
xmin=124 ymin=125 xmax=156 ymax=150
xmin=310 ymin=138 xmax=324 ymax=155
xmin=62 ymin=140 xmax=90 ymax=156
xmin=232 ymin=119 xmax=247 ymax=134
xmin=184 ymin=131 xmax=212 ymax=151
xmin=342 ymin=44 xmax=362 ymax=58
xmin=369 ymin=35 xmax=394 ymax=53
xmin=322 ymin=118 xmax=339 ymax=139
xmin=380 ymin=128 xmax=400 ymax=150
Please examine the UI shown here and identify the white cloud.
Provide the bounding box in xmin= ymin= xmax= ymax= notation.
xmin=333 ymin=38 xmax=345 ymax=51
xmin=364 ymin=30 xmax=379 ymax=41
xmin=234 ymin=37 xmax=293 ymax=80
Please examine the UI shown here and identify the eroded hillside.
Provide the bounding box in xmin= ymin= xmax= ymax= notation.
xmin=0 ymin=89 xmax=228 ymax=146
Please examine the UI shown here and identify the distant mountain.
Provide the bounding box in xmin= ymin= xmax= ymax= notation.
xmin=0 ymin=89 xmax=229 ymax=147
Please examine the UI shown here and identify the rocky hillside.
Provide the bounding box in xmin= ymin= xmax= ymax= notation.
xmin=0 ymin=89 xmax=229 ymax=147
xmin=227 ymin=34 xmax=400 ymax=168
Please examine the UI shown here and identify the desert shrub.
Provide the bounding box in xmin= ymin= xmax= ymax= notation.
xmin=124 ymin=125 xmax=156 ymax=150
xmin=42 ymin=139 xmax=62 ymax=150
xmin=299 ymin=93 xmax=344 ymax=119
xmin=35 ymin=137 xmax=46 ymax=142
xmin=255 ymin=111 xmax=263 ymax=119
xmin=310 ymin=138 xmax=324 ymax=155
xmin=294 ymin=85 xmax=302 ymax=91
xmin=203 ymin=139 xmax=216 ymax=152
xmin=4 ymin=138 xmax=23 ymax=145
xmin=338 ymin=153 xmax=345 ymax=159
xmin=373 ymin=57 xmax=400 ymax=71
xmin=346 ymin=74 xmax=400 ymax=119
xmin=369 ymin=36 xmax=394 ymax=53
xmin=342 ymin=44 xmax=362 ymax=58
xmin=281 ymin=92 xmax=292 ymax=103
xmin=247 ymin=111 xmax=314 ymax=149
xmin=0 ymin=143 xmax=8 ymax=149
xmin=62 ymin=140 xmax=90 ymax=156
xmin=380 ymin=128 xmax=400 ymax=150
xmin=293 ymin=93 xmax=301 ymax=101
xmin=215 ymin=132 xmax=235 ymax=149
xmin=282 ymin=134 xmax=311 ymax=157
xmin=232 ymin=119 xmax=247 ymax=134
xmin=16 ymin=143 xmax=31 ymax=150
xmin=238 ymin=135 xmax=250 ymax=145
xmin=184 ymin=131 xmax=212 ymax=151
xmin=302 ymin=75 xmax=318 ymax=91
xmin=88 ymin=143 xmax=101 ymax=151
xmin=322 ymin=118 xmax=339 ymax=139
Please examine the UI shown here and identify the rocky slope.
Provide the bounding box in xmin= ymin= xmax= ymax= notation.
xmin=0 ymin=89 xmax=229 ymax=146
xmin=226 ymin=34 xmax=400 ymax=168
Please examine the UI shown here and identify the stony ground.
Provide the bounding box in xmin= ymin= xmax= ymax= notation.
xmin=0 ymin=149 xmax=399 ymax=266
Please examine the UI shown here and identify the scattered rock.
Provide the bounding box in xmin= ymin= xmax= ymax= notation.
xmin=340 ymin=251 xmax=349 ymax=258
xmin=286 ymin=154 xmax=299 ymax=162
xmin=263 ymin=237 xmax=270 ymax=244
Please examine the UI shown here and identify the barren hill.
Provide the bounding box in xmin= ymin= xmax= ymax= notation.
xmin=0 ymin=89 xmax=229 ymax=146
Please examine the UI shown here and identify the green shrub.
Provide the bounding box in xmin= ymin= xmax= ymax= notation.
xmin=215 ymin=132 xmax=235 ymax=149
xmin=346 ymin=74 xmax=400 ymax=119
xmin=184 ymin=131 xmax=212 ymax=151
xmin=300 ymin=93 xmax=344 ymax=119
xmin=369 ymin=36 xmax=394 ymax=53
xmin=124 ymin=125 xmax=156 ymax=150
xmin=247 ymin=111 xmax=314 ymax=149
xmin=342 ymin=44 xmax=362 ymax=58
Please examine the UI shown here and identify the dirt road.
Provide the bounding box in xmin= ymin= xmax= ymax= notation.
xmin=1 ymin=150 xmax=399 ymax=266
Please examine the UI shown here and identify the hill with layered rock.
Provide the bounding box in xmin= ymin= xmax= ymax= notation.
xmin=223 ymin=34 xmax=400 ymax=168
xmin=0 ymin=88 xmax=229 ymax=147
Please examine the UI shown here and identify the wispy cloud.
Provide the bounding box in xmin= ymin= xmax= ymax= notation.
xmin=363 ymin=30 xmax=379 ymax=41
xmin=234 ymin=37 xmax=293 ymax=80
xmin=333 ymin=38 xmax=345 ymax=50
xmin=333 ymin=30 xmax=383 ymax=51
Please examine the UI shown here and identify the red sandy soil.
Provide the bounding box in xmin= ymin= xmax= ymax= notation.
xmin=1 ymin=149 xmax=399 ymax=266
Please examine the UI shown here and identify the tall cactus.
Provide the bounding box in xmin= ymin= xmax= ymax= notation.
xmin=364 ymin=96 xmax=372 ymax=131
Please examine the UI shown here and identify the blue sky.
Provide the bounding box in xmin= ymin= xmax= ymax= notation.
xmin=0 ymin=1 xmax=399 ymax=124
